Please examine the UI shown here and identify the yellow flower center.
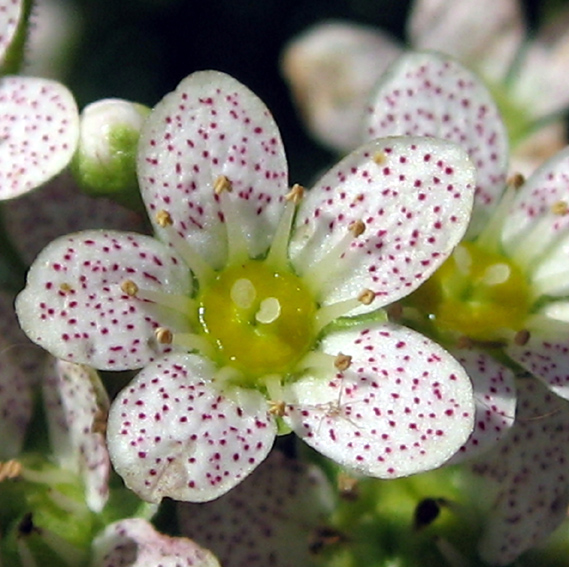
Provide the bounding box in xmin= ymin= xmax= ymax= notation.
xmin=198 ymin=260 xmax=317 ymax=379
xmin=407 ymin=241 xmax=531 ymax=341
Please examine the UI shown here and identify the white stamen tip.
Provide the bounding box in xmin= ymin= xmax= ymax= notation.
xmin=453 ymin=245 xmax=472 ymax=275
xmin=286 ymin=183 xmax=305 ymax=203
xmin=256 ymin=297 xmax=281 ymax=324
xmin=482 ymin=263 xmax=510 ymax=286
xmin=231 ymin=278 xmax=257 ymax=309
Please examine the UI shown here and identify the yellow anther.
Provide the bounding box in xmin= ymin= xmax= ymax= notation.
xmin=92 ymin=408 xmax=108 ymax=436
xmin=334 ymin=353 xmax=352 ymax=371
xmin=156 ymin=209 xmax=173 ymax=227
xmin=373 ymin=151 xmax=387 ymax=165
xmin=507 ymin=173 xmax=525 ymax=189
xmin=155 ymin=327 xmax=173 ymax=344
xmin=551 ymin=201 xmax=568 ymax=215
xmin=348 ymin=220 xmax=366 ymax=237
xmin=268 ymin=400 xmax=287 ymax=417
xmin=357 ymin=289 xmax=376 ymax=305
xmin=285 ymin=183 xmax=305 ymax=204
xmin=120 ymin=280 xmax=139 ymax=297
xmin=0 ymin=459 xmax=22 ymax=482
xmin=514 ymin=329 xmax=531 ymax=346
xmin=214 ymin=174 xmax=233 ymax=194
xmin=337 ymin=473 xmax=359 ymax=500
xmin=59 ymin=282 xmax=73 ymax=292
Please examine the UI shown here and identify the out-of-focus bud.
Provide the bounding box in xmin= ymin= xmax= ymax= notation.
xmin=71 ymin=99 xmax=150 ymax=210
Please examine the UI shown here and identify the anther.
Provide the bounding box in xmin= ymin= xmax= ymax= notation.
xmin=373 ymin=151 xmax=387 ymax=165
xmin=507 ymin=173 xmax=525 ymax=189
xmin=0 ymin=459 xmax=22 ymax=482
xmin=348 ymin=219 xmax=365 ymax=237
xmin=214 ymin=174 xmax=233 ymax=194
xmin=551 ymin=200 xmax=568 ymax=215
xmin=156 ymin=209 xmax=173 ymax=227
xmin=337 ymin=473 xmax=359 ymax=500
xmin=514 ymin=329 xmax=530 ymax=346
xmin=456 ymin=336 xmax=474 ymax=349
xmin=92 ymin=408 xmax=108 ymax=436
xmin=268 ymin=400 xmax=287 ymax=417
xmin=285 ymin=183 xmax=305 ymax=204
xmin=358 ymin=289 xmax=376 ymax=305
xmin=334 ymin=353 xmax=352 ymax=371
xmin=386 ymin=302 xmax=403 ymax=321
xmin=120 ymin=279 xmax=139 ymax=297
xmin=155 ymin=327 xmax=173 ymax=344
xmin=59 ymin=282 xmax=73 ymax=292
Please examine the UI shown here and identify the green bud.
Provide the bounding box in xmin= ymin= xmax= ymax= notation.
xmin=71 ymin=98 xmax=150 ymax=211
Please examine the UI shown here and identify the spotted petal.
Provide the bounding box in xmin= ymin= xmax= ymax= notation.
xmin=0 ymin=0 xmax=22 ymax=64
xmin=107 ymin=353 xmax=277 ymax=503
xmin=289 ymin=136 xmax=475 ymax=312
xmin=92 ymin=518 xmax=221 ymax=567
xmin=42 ymin=359 xmax=110 ymax=512
xmin=365 ymin=52 xmax=508 ymax=238
xmin=472 ymin=378 xmax=569 ymax=565
xmin=138 ymin=70 xmax=288 ymax=269
xmin=16 ymin=230 xmax=191 ymax=371
xmin=446 ymin=348 xmax=516 ymax=463
xmin=178 ymin=450 xmax=333 ymax=567
xmin=0 ymin=76 xmax=79 ymax=199
xmin=501 ymin=146 xmax=569 ymax=272
xmin=0 ymin=290 xmax=44 ymax=459
xmin=2 ymin=173 xmax=143 ymax=265
xmin=283 ymin=323 xmax=474 ymax=478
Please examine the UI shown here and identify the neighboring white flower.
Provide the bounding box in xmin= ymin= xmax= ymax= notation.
xmin=16 ymin=70 xmax=478 ymax=503
xmin=0 ymin=0 xmax=79 ymax=199
xmin=281 ymin=0 xmax=568 ymax=173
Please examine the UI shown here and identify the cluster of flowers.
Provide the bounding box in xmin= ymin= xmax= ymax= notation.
xmin=3 ymin=0 xmax=569 ymax=565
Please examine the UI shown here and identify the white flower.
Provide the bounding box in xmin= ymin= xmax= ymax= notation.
xmin=16 ymin=70 xmax=477 ymax=503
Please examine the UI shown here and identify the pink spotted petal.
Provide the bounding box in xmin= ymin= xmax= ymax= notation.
xmin=178 ymin=450 xmax=334 ymax=567
xmin=107 ymin=354 xmax=277 ymax=503
xmin=506 ymin=316 xmax=569 ymax=400
xmin=365 ymin=52 xmax=508 ymax=239
xmin=0 ymin=290 xmax=44 ymax=459
xmin=138 ymin=71 xmax=288 ymax=269
xmin=92 ymin=518 xmax=221 ymax=567
xmin=2 ymin=173 xmax=144 ymax=265
xmin=0 ymin=0 xmax=22 ymax=64
xmin=472 ymin=378 xmax=569 ymax=565
xmin=283 ymin=323 xmax=474 ymax=478
xmin=501 ymin=146 xmax=569 ymax=269
xmin=16 ymin=230 xmax=191 ymax=371
xmin=446 ymin=348 xmax=516 ymax=464
xmin=42 ymin=359 xmax=110 ymax=512
xmin=0 ymin=76 xmax=79 ymax=199
xmin=290 ymin=136 xmax=475 ymax=311
xmin=408 ymin=0 xmax=523 ymax=82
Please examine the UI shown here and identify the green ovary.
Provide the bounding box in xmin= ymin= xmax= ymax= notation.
xmin=407 ymin=241 xmax=532 ymax=341
xmin=198 ymin=261 xmax=317 ymax=379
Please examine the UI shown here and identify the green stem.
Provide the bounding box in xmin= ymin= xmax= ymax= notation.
xmin=1 ymin=0 xmax=36 ymax=75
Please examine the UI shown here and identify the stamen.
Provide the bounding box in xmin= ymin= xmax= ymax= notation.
xmin=386 ymin=302 xmax=403 ymax=321
xmin=255 ymin=297 xmax=281 ymax=324
xmin=551 ymin=200 xmax=568 ymax=215
xmin=481 ymin=263 xmax=510 ymax=286
xmin=155 ymin=327 xmax=173 ymax=344
xmin=334 ymin=353 xmax=352 ymax=371
xmin=154 ymin=210 xmax=216 ymax=285
xmin=302 ymin=220 xmax=367 ymax=293
xmin=230 ymin=278 xmax=256 ymax=309
xmin=268 ymin=400 xmax=287 ymax=417
xmin=314 ymin=290 xmax=375 ymax=332
xmin=0 ymin=459 xmax=22 ymax=481
xmin=514 ymin=329 xmax=530 ymax=346
xmin=337 ymin=473 xmax=359 ymax=500
xmin=266 ymin=184 xmax=304 ymax=268
xmin=296 ymin=350 xmax=337 ymax=374
xmin=506 ymin=172 xmax=525 ymax=189
xmin=59 ymin=282 xmax=73 ymax=293
xmin=120 ymin=279 xmax=196 ymax=318
xmin=214 ymin=175 xmax=249 ymax=264
xmin=453 ymin=245 xmax=472 ymax=275
xmin=373 ymin=151 xmax=387 ymax=165
xmin=476 ymin=183 xmax=518 ymax=252
xmin=172 ymin=332 xmax=216 ymax=358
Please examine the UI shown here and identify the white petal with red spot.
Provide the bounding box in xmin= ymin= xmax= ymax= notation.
xmin=107 ymin=354 xmax=277 ymax=503
xmin=501 ymin=146 xmax=569 ymax=269
xmin=365 ymin=52 xmax=508 ymax=239
xmin=446 ymin=348 xmax=515 ymax=464
xmin=92 ymin=518 xmax=221 ymax=567
xmin=0 ymin=290 xmax=44 ymax=459
xmin=472 ymin=378 xmax=569 ymax=565
xmin=0 ymin=0 xmax=22 ymax=64
xmin=137 ymin=70 xmax=288 ymax=269
xmin=42 ymin=359 xmax=110 ymax=512
xmin=16 ymin=230 xmax=191 ymax=371
xmin=2 ymin=172 xmax=144 ymax=265
xmin=283 ymin=323 xmax=474 ymax=478
xmin=0 ymin=76 xmax=79 ymax=199
xmin=178 ymin=450 xmax=333 ymax=567
xmin=289 ymin=136 xmax=475 ymax=311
